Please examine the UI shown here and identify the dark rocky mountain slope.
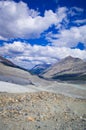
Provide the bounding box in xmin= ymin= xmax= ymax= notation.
xmin=0 ymin=56 xmax=43 ymax=85
xmin=42 ymin=56 xmax=86 ymax=81
xmin=0 ymin=56 xmax=50 ymax=86
xmin=30 ymin=63 xmax=51 ymax=75
xmin=0 ymin=56 xmax=17 ymax=67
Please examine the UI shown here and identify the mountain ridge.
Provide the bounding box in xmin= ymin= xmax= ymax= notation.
xmin=0 ymin=56 xmax=16 ymax=67
xmin=0 ymin=55 xmax=51 ymax=86
xmin=0 ymin=56 xmax=36 ymax=85
xmin=30 ymin=63 xmax=51 ymax=75
xmin=41 ymin=56 xmax=86 ymax=81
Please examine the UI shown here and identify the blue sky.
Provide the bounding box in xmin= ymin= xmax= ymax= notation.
xmin=0 ymin=0 xmax=86 ymax=69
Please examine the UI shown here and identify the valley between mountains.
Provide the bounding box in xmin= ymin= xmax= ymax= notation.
xmin=0 ymin=56 xmax=86 ymax=130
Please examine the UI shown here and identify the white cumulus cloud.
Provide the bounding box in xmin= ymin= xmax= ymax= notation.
xmin=0 ymin=41 xmax=86 ymax=69
xmin=0 ymin=0 xmax=67 ymax=39
xmin=0 ymin=1 xmax=86 ymax=69
xmin=46 ymin=25 xmax=86 ymax=48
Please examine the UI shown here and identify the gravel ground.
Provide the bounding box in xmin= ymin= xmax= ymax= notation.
xmin=0 ymin=81 xmax=86 ymax=99
xmin=0 ymin=92 xmax=86 ymax=130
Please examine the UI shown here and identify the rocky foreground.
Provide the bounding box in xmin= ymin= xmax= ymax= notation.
xmin=0 ymin=91 xmax=86 ymax=130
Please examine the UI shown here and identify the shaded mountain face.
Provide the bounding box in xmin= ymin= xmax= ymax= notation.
xmin=42 ymin=56 xmax=86 ymax=81
xmin=0 ymin=56 xmax=50 ymax=86
xmin=0 ymin=56 xmax=37 ymax=85
xmin=30 ymin=64 xmax=51 ymax=75
xmin=0 ymin=56 xmax=16 ymax=67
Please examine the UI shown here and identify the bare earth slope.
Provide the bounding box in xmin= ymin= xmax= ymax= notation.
xmin=0 ymin=56 xmax=16 ymax=67
xmin=0 ymin=56 xmax=33 ymax=85
xmin=0 ymin=92 xmax=86 ymax=130
xmin=0 ymin=81 xmax=86 ymax=99
xmin=0 ymin=56 xmax=86 ymax=130
xmin=0 ymin=62 xmax=37 ymax=85
xmin=0 ymin=56 xmax=52 ymax=86
xmin=42 ymin=56 xmax=86 ymax=81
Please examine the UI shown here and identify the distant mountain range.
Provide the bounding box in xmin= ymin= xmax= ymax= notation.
xmin=0 ymin=56 xmax=86 ymax=84
xmin=0 ymin=56 xmax=49 ymax=86
xmin=41 ymin=56 xmax=86 ymax=81
xmin=30 ymin=63 xmax=51 ymax=75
